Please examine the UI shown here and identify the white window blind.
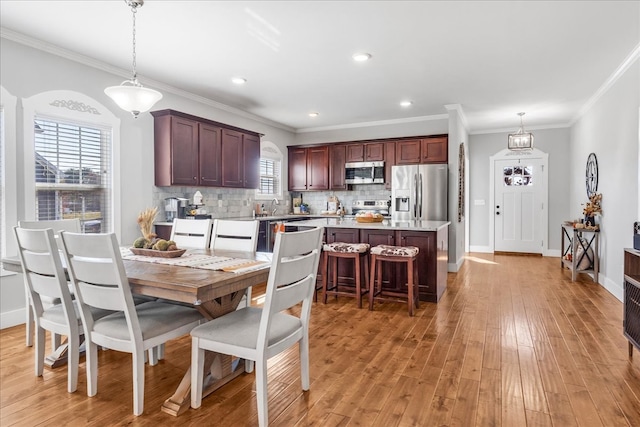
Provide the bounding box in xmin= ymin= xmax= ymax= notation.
xmin=258 ymin=157 xmax=281 ymax=197
xmin=34 ymin=116 xmax=112 ymax=233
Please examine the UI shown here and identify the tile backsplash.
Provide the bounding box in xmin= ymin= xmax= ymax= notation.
xmin=153 ymin=184 xmax=391 ymax=220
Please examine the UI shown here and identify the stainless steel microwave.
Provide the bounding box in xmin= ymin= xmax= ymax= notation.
xmin=345 ymin=161 xmax=385 ymax=184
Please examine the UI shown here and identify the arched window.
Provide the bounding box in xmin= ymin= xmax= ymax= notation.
xmin=22 ymin=90 xmax=121 ymax=235
xmin=256 ymin=140 xmax=283 ymax=199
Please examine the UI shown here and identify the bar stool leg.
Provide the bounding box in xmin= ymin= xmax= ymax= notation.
xmin=354 ymin=253 xmax=362 ymax=309
xmin=408 ymin=258 xmax=414 ymax=316
xmin=321 ymin=251 xmax=329 ymax=304
xmin=369 ymin=254 xmax=377 ymax=310
xmin=414 ymin=260 xmax=420 ymax=310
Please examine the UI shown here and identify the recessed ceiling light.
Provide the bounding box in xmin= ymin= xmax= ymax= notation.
xmin=352 ymin=53 xmax=371 ymax=62
xmin=308 ymin=112 xmax=319 ymax=118
xmin=400 ymin=100 xmax=413 ymax=107
xmin=231 ymin=77 xmax=247 ymax=85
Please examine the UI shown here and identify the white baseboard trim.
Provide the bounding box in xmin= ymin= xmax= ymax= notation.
xmin=545 ymin=249 xmax=561 ymax=258
xmin=0 ymin=307 xmax=25 ymax=330
xmin=469 ymin=245 xmax=493 ymax=253
xmin=601 ymin=274 xmax=623 ymax=302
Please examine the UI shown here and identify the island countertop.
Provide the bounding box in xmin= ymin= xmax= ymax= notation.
xmin=285 ymin=217 xmax=450 ymax=232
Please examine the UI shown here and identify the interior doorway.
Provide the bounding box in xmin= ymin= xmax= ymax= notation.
xmin=490 ymin=148 xmax=549 ymax=254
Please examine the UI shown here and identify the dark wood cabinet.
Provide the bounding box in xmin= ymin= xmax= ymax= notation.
xmin=198 ymin=123 xmax=222 ymax=186
xmin=288 ymin=146 xmax=329 ymax=191
xmin=396 ymin=136 xmax=448 ymax=165
xmin=624 ymin=248 xmax=640 ymax=357
xmin=360 ymin=229 xmax=396 ymax=289
xmin=384 ymin=140 xmax=396 ymax=190
xmin=345 ymin=142 xmax=385 ymax=162
xmin=329 ymin=144 xmax=347 ymax=190
xmin=421 ymin=136 xmax=448 ymax=163
xmin=152 ymin=109 xmax=260 ymax=189
xmin=397 ymin=227 xmax=448 ymax=302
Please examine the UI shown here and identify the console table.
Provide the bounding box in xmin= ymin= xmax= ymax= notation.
xmin=561 ymin=224 xmax=599 ymax=282
xmin=624 ymin=248 xmax=640 ymax=357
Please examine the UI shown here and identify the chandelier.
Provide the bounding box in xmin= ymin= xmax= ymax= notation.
xmin=104 ymin=0 xmax=162 ymax=118
xmin=507 ymin=112 xmax=534 ymax=150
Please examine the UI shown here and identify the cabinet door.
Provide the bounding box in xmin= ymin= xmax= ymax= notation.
xmin=384 ymin=141 xmax=396 ymax=190
xmin=360 ymin=229 xmax=396 ymax=289
xmin=243 ymin=134 xmax=260 ymax=188
xmin=170 ymin=116 xmax=199 ymax=185
xmin=345 ymin=143 xmax=364 ymax=162
xmin=329 ymin=144 xmax=347 ymax=190
xmin=397 ymin=230 xmax=436 ymax=300
xmin=395 ymin=139 xmax=422 ymax=165
xmin=221 ymin=129 xmax=244 ymax=188
xmin=288 ymin=147 xmax=308 ymax=190
xmin=365 ymin=142 xmax=385 ymax=161
xmin=198 ymin=123 xmax=222 ymax=186
xmin=421 ymin=136 xmax=448 ymax=163
xmin=306 ymin=146 xmax=329 ymax=190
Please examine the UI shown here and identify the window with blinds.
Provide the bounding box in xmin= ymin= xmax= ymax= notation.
xmin=257 ymin=157 xmax=281 ymax=197
xmin=34 ymin=116 xmax=112 ymax=233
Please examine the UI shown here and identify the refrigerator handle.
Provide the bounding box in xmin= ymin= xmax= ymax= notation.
xmin=413 ymin=174 xmax=418 ymax=219
xmin=418 ymin=173 xmax=423 ymax=217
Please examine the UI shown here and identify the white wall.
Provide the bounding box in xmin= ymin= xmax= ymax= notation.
xmin=468 ymin=127 xmax=571 ymax=252
xmin=0 ymin=37 xmax=296 ymax=327
xmin=569 ymin=60 xmax=639 ymax=300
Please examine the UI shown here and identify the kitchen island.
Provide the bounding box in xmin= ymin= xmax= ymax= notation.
xmin=288 ymin=218 xmax=450 ymax=302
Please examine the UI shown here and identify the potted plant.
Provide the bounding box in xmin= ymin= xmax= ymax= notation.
xmin=293 ymin=201 xmax=301 ymax=214
xmin=300 ymin=203 xmax=309 ymax=214
xmin=582 ymin=193 xmax=602 ymax=227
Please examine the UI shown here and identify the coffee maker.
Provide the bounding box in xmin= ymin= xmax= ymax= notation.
xmin=164 ymin=197 xmax=188 ymax=222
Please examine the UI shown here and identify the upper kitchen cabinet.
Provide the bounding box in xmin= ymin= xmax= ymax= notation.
xmin=152 ymin=109 xmax=260 ymax=188
xmin=221 ymin=129 xmax=260 ymax=188
xmin=384 ymin=140 xmax=396 ymax=190
xmin=345 ymin=142 xmax=385 ymax=163
xmin=287 ymin=145 xmax=329 ymax=191
xmin=329 ymin=144 xmax=347 ymax=190
xmin=396 ymin=135 xmax=448 ymax=165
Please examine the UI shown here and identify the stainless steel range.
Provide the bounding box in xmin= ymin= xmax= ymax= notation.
xmin=351 ymin=200 xmax=391 ymax=217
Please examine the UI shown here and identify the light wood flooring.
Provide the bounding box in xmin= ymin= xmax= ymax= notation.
xmin=2 ymin=253 xmax=640 ymax=426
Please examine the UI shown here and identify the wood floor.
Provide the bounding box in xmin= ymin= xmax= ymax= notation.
xmin=2 ymin=253 xmax=640 ymax=426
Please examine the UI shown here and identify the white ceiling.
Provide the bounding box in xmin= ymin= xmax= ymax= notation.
xmin=1 ymin=1 xmax=638 ymax=133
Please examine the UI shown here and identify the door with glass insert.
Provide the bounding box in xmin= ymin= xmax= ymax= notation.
xmin=494 ymin=158 xmax=544 ymax=253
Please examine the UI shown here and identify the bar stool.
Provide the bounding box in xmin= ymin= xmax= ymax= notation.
xmin=322 ymin=242 xmax=370 ymax=308
xmin=369 ymin=244 xmax=420 ymax=316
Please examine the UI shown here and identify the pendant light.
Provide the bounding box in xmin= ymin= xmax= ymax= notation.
xmin=507 ymin=112 xmax=534 ymax=150
xmin=104 ymin=0 xmax=162 ymax=118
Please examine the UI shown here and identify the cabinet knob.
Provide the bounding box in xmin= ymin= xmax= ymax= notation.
xmin=193 ymin=177 xmax=197 ymax=180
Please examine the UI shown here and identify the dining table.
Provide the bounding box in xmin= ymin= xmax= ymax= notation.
xmin=2 ymin=247 xmax=272 ymax=416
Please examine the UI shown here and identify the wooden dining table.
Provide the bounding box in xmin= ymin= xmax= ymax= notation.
xmin=2 ymin=248 xmax=272 ymax=416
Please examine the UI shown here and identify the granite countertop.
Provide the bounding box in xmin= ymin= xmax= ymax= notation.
xmin=154 ymin=214 xmax=344 ymax=226
xmin=285 ymin=217 xmax=450 ymax=232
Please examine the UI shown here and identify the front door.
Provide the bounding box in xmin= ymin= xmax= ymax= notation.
xmin=494 ymin=157 xmax=545 ymax=254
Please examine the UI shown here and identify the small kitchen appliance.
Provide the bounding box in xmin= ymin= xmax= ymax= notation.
xmin=164 ymin=197 xmax=189 ymax=222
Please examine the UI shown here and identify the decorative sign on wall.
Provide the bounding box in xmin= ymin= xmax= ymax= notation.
xmin=458 ymin=142 xmax=465 ymax=222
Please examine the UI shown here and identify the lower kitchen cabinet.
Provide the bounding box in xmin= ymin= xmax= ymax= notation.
xmin=360 ymin=229 xmax=396 ymax=289
xmin=325 ymin=227 xmax=360 ymax=286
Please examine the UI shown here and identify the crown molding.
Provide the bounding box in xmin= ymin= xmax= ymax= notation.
xmin=470 ymin=122 xmax=571 ymax=136
xmin=296 ymin=114 xmax=448 ymax=134
xmin=444 ymin=104 xmax=469 ymax=131
xmin=572 ymin=41 xmax=640 ymax=125
xmin=0 ymin=27 xmax=296 ymax=133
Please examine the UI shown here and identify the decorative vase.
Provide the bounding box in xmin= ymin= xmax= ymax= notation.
xmin=293 ymin=206 xmax=301 ymax=214
xmin=584 ymin=215 xmax=595 ymax=226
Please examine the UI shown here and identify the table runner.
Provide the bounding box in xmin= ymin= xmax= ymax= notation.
xmin=120 ymin=248 xmax=269 ymax=274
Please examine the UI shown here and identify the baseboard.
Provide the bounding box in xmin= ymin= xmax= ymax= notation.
xmin=545 ymin=249 xmax=561 ymax=258
xmin=469 ymin=245 xmax=492 ymax=253
xmin=602 ymin=274 xmax=623 ymax=302
xmin=0 ymin=307 xmax=25 ymax=330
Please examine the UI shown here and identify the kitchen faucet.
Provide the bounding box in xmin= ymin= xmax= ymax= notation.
xmin=271 ymin=198 xmax=279 ymax=215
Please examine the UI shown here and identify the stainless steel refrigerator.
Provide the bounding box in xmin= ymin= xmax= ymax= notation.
xmin=391 ymin=164 xmax=448 ymax=221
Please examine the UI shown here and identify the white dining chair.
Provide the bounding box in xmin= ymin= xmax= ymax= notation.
xmin=18 ymin=219 xmax=81 ymax=348
xmin=210 ymin=219 xmax=260 ymax=308
xmin=13 ymin=226 xmax=113 ymax=393
xmin=59 ymin=231 xmax=204 ymax=416
xmin=190 ymin=227 xmax=323 ymax=426
xmin=169 ymin=218 xmax=212 ymax=249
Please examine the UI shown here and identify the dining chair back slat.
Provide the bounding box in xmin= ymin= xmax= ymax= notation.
xmin=170 ymin=218 xmax=212 ymax=249
xmin=210 ymin=219 xmax=259 ymax=252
